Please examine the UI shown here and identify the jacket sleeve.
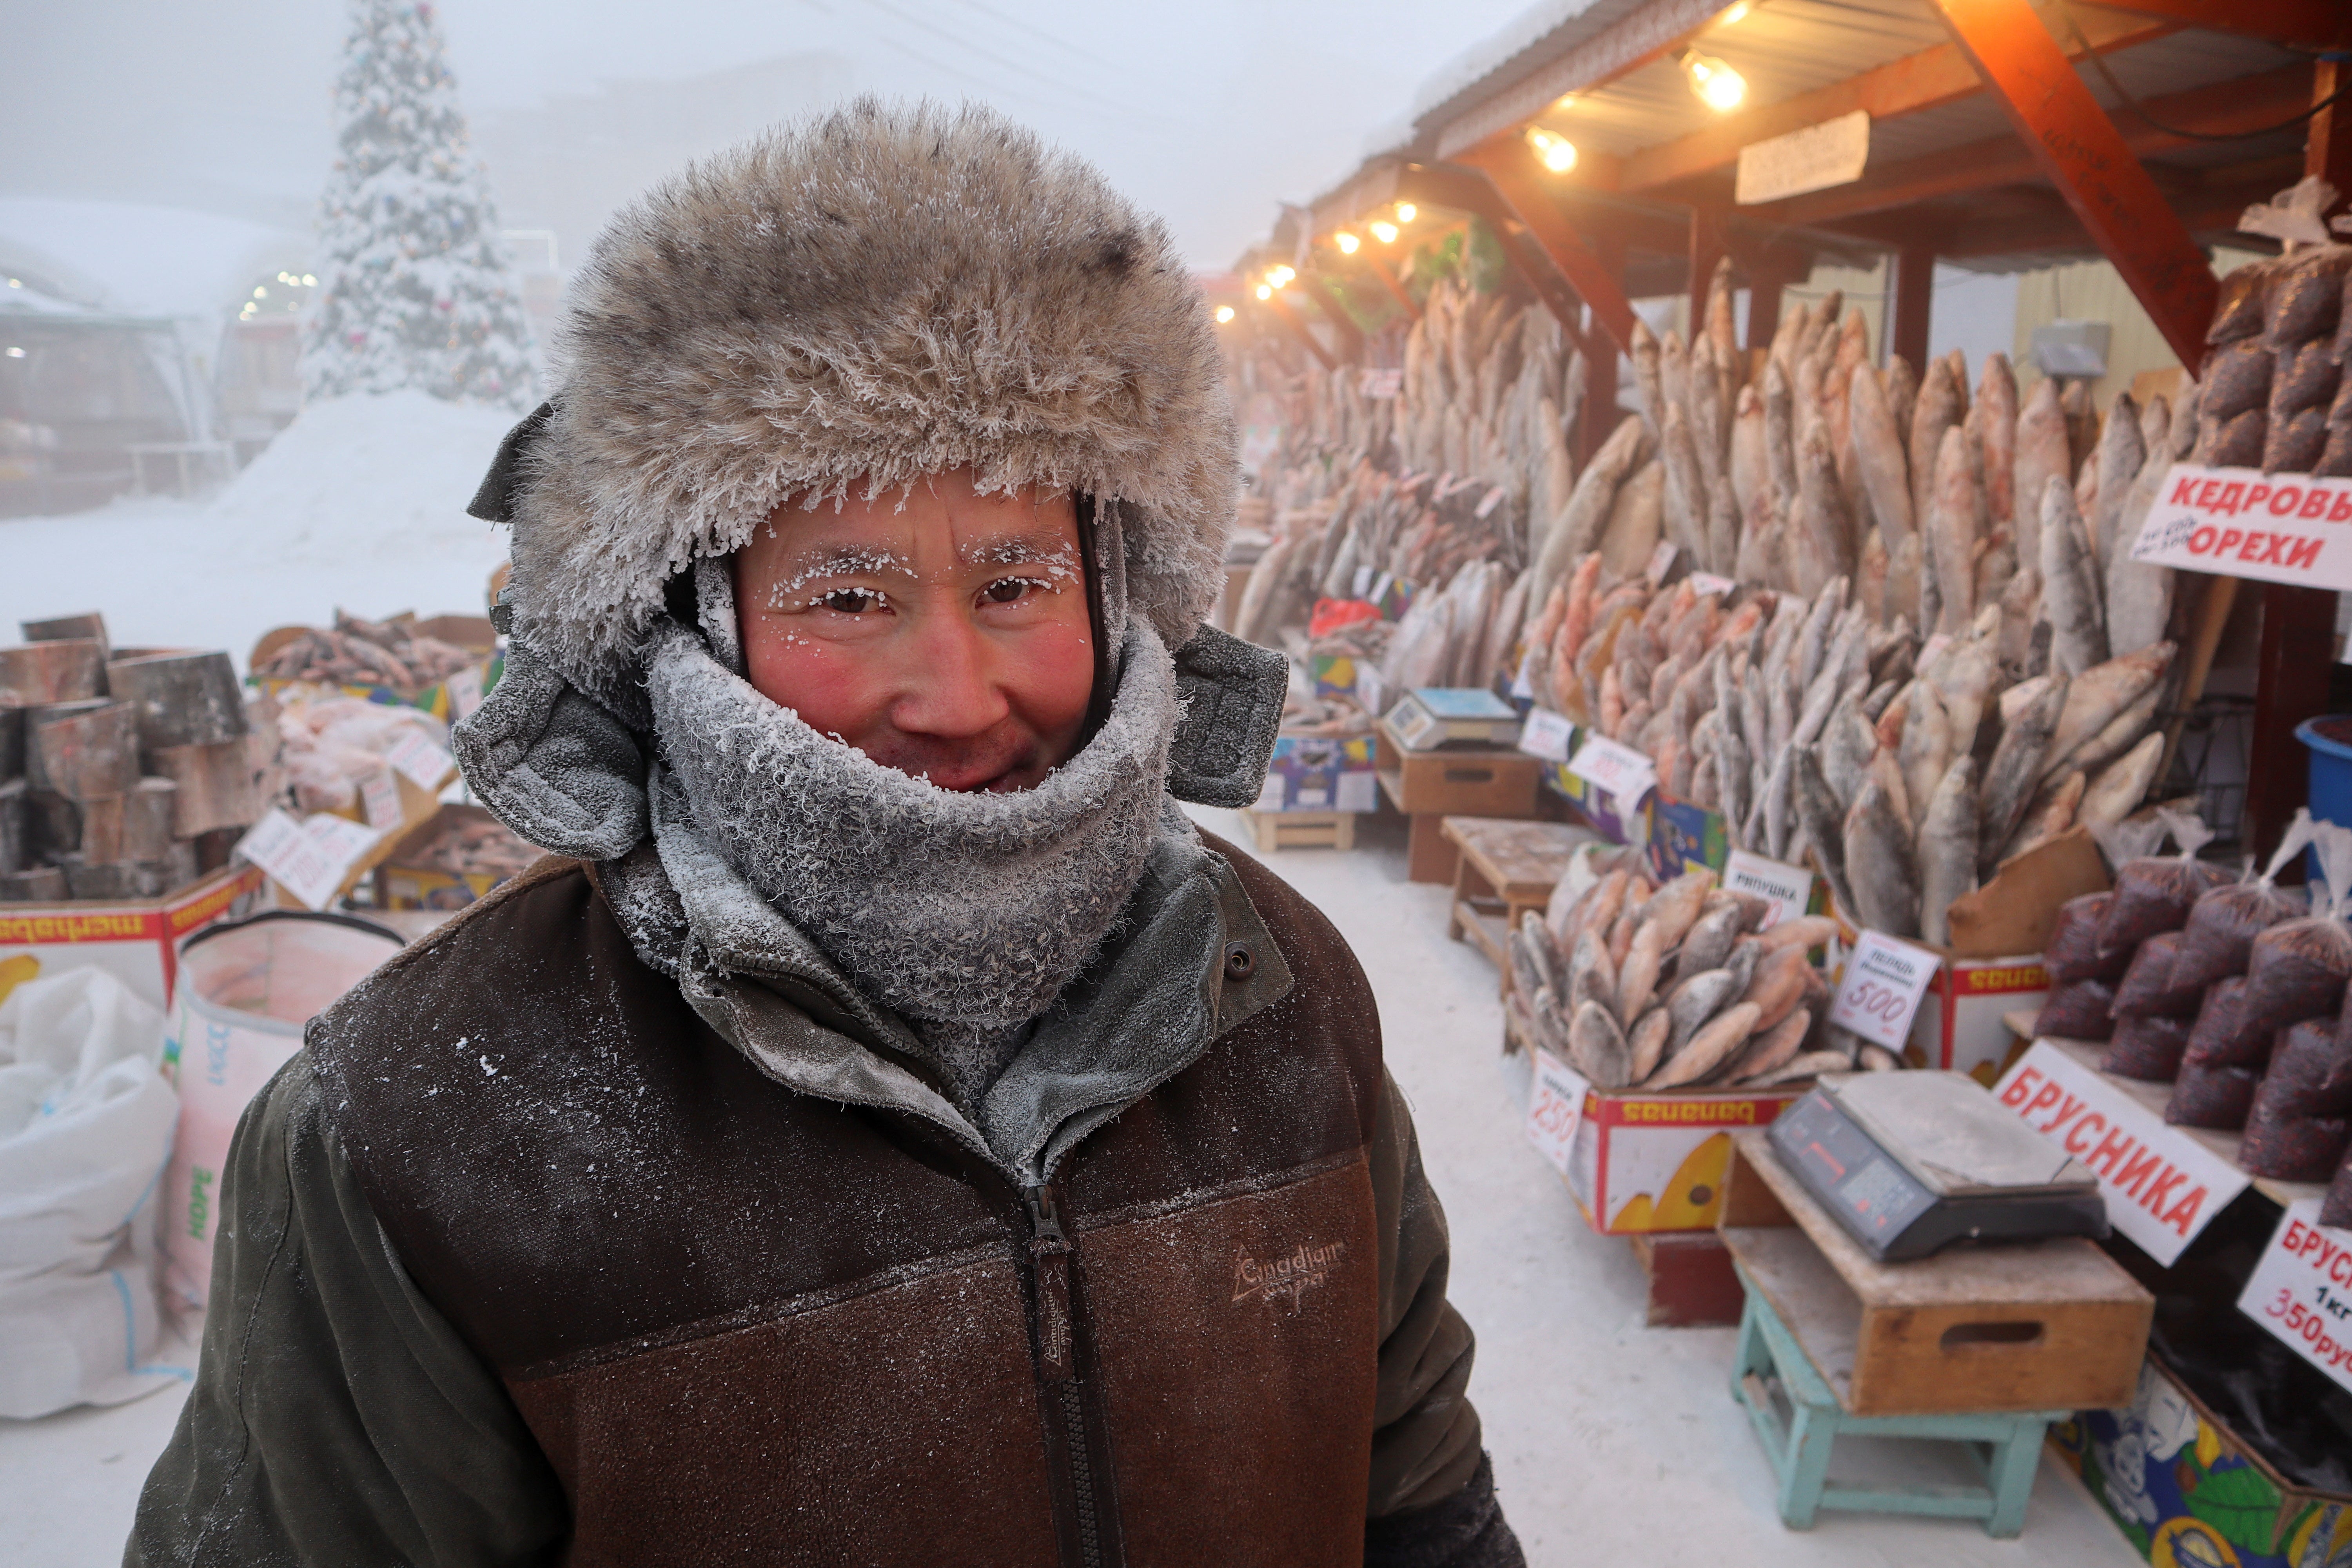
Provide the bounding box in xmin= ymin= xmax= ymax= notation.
xmin=1362 ymin=1070 xmax=1525 ymax=1568
xmin=125 ymin=1053 xmax=568 ymax=1568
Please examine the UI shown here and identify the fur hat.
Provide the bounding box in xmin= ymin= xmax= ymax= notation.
xmin=489 ymin=98 xmax=1236 ymax=703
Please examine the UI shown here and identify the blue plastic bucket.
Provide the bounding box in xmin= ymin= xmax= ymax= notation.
xmin=2294 ymin=716 xmax=2352 ymax=887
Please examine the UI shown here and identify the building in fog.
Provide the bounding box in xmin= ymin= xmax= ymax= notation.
xmin=0 ymin=199 xmax=308 ymax=515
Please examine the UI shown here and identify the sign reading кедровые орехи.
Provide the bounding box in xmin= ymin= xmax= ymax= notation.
xmin=2128 ymin=465 xmax=2352 ymax=590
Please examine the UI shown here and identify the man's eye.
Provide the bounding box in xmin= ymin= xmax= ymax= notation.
xmin=815 ymin=588 xmax=887 ymax=614
xmin=983 ymin=578 xmax=1039 ymax=605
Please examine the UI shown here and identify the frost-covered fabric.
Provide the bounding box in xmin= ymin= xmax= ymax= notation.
xmin=299 ymin=0 xmax=535 ymax=410
xmin=644 ymin=613 xmax=1176 ymax=1042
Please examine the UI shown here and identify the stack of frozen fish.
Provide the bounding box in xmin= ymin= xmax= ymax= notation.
xmin=1509 ymin=860 xmax=1871 ymax=1092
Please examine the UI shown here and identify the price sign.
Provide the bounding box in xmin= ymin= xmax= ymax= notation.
xmin=2130 ymin=465 xmax=2352 ymax=592
xmin=1994 ymin=1040 xmax=2247 ymax=1265
xmin=1359 ymin=367 xmax=1403 ymax=400
xmin=1644 ymin=541 xmax=1679 ymax=587
xmin=1511 ymin=649 xmax=1537 ymax=701
xmin=1722 ymin=849 xmax=1815 ymax=929
xmin=1355 ymin=663 xmax=1387 ymax=719
xmin=1689 ymin=571 xmax=1737 ymax=599
xmin=448 ymin=664 xmax=485 ymax=720
xmin=2237 ymin=1201 xmax=2352 ymax=1394
xmin=1526 ymin=1050 xmax=1590 ymax=1177
xmin=358 ymin=767 xmax=403 ymax=830
xmin=1827 ymin=929 xmax=1937 ymax=1051
xmin=383 ymin=727 xmax=456 ymax=790
xmin=1517 ymin=708 xmax=1576 ymax=764
xmin=1566 ymin=734 xmax=1656 ymax=803
xmin=1352 ymin=564 xmax=1376 ymax=600
xmin=235 ymin=809 xmax=383 ymax=913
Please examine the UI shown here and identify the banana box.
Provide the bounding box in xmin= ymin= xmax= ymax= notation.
xmin=0 ymin=862 xmax=267 ymax=1012
xmin=1561 ymin=1084 xmax=1803 ymax=1234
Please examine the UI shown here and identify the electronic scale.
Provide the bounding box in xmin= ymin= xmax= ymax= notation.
xmin=1767 ymin=1072 xmax=2109 ymax=1262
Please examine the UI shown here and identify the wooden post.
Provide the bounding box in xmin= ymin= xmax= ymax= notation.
xmin=2245 ymin=58 xmax=2352 ymax=855
xmin=1927 ymin=0 xmax=2216 ymax=376
xmin=1302 ymin=278 xmax=1367 ymax=364
xmin=1577 ymin=230 xmax=1628 ymax=465
xmin=1452 ymin=144 xmax=1640 ymax=355
xmin=1744 ymin=254 xmax=1787 ymax=354
xmin=1363 ymin=256 xmax=1423 ymax=324
xmin=1891 ymin=243 xmax=1935 ymax=369
xmin=1261 ymin=293 xmax=1338 ymax=372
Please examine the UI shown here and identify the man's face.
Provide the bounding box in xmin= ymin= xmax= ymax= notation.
xmin=733 ymin=471 xmax=1094 ymax=793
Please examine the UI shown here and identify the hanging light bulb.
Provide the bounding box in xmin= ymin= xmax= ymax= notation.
xmin=1214 ymin=304 xmax=1236 ymax=323
xmin=1268 ymin=265 xmax=1296 ymax=288
xmin=1524 ymin=126 xmax=1578 ymax=174
xmin=1255 ymin=283 xmax=1273 ymax=301
xmin=1720 ymin=2 xmax=1751 ymax=23
xmin=1394 ymin=203 xmax=1416 ymax=224
xmin=1334 ymin=230 xmax=1360 ymax=254
xmin=1682 ymin=50 xmax=1747 ymax=112
xmin=1370 ymin=220 xmax=1399 ymax=244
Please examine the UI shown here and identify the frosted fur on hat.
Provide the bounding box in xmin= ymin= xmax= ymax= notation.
xmin=505 ymin=98 xmax=1236 ymax=701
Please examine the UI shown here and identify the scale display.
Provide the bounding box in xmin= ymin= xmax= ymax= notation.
xmin=1768 ymin=1074 xmax=2109 ymax=1262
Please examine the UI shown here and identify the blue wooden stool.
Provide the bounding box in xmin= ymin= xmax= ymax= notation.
xmin=1729 ymin=1264 xmax=2066 ymax=1537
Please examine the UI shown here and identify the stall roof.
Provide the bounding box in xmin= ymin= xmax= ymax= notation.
xmin=1279 ymin=0 xmax=2313 ymax=278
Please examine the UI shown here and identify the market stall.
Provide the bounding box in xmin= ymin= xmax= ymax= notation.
xmin=1221 ymin=0 xmax=2352 ymax=1550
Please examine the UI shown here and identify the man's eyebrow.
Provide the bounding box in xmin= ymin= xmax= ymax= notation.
xmin=959 ymin=530 xmax=1080 ymax=568
xmin=769 ymin=545 xmax=919 ymax=584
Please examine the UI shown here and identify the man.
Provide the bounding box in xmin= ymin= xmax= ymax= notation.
xmin=130 ymin=100 xmax=1523 ymax=1567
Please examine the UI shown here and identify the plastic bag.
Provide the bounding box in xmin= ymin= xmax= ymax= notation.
xmin=2096 ymin=812 xmax=2226 ymax=953
xmin=2170 ymin=813 xmax=2313 ymax=993
xmin=2167 ymin=1061 xmax=2263 ymax=1129
xmin=2046 ymin=893 xmax=2131 ymax=983
xmin=2182 ymin=977 xmax=2264 ymax=1068
xmin=2110 ymin=933 xmax=2206 ymax=1020
xmin=2238 ymin=1018 xmax=2352 ymax=1181
xmin=0 ymin=968 xmax=183 ymax=1419
xmin=2235 ymin=823 xmax=2352 ymax=1048
xmin=2101 ymin=1013 xmax=2194 ymax=1082
xmin=2323 ymin=1143 xmax=2352 ymax=1229
xmin=2035 ymin=978 xmax=2118 ymax=1042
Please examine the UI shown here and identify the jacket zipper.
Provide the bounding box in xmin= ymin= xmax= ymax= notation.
xmin=1024 ymin=1183 xmax=1106 ymax=1568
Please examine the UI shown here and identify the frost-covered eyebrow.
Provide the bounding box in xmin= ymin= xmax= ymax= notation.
xmin=765 ymin=545 xmax=920 ymax=588
xmin=958 ymin=530 xmax=1080 ymax=570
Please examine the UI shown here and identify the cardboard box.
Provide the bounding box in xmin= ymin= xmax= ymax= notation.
xmin=1562 ymin=1084 xmax=1802 ymax=1234
xmin=372 ymin=804 xmax=537 ymax=911
xmin=1255 ymin=732 xmax=1377 ymax=814
xmin=0 ymin=862 xmax=268 ymax=1012
xmin=1922 ymin=956 xmax=2050 ymax=1083
xmin=1648 ymin=792 xmax=1729 ymax=883
xmin=1374 ymin=718 xmax=1538 ymax=818
xmin=1540 ymin=759 xmax=1646 ymax=846
xmin=248 ymin=613 xmax=503 ymax=724
xmin=2050 ymin=1354 xmax=2352 ymax=1568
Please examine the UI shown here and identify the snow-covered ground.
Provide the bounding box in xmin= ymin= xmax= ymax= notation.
xmin=2 ymin=390 xmax=518 ymax=662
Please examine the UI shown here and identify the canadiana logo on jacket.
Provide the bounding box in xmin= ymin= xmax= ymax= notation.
xmin=1231 ymin=1238 xmax=1348 ymax=1310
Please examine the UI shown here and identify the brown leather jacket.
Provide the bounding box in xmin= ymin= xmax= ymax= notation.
xmin=129 ymin=835 xmax=1509 ymax=1566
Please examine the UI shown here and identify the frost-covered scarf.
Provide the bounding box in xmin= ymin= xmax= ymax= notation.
xmin=641 ymin=613 xmax=1177 ymax=1048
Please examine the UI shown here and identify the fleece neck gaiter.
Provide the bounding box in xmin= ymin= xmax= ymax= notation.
xmin=640 ymin=614 xmax=1178 ymax=1106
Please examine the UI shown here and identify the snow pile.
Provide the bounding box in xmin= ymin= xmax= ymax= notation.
xmin=1 ymin=391 xmax=516 ymax=665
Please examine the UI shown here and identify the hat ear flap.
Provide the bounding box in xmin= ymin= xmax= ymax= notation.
xmin=1165 ymin=624 xmax=1285 ymax=809
xmin=468 ymin=399 xmax=557 ymax=523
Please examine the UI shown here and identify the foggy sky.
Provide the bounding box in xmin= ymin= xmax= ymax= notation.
xmin=2 ymin=0 xmax=1541 ymax=271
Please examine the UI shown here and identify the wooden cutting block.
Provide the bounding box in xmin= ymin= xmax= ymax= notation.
xmin=124 ymin=777 xmax=178 ymax=860
xmin=0 ymin=640 xmax=106 ymax=706
xmin=78 ymin=793 xmax=127 ymax=863
xmin=0 ymin=866 xmax=67 ymax=901
xmin=32 ymin=701 xmax=141 ymax=802
xmin=105 ymin=650 xmax=249 ymax=750
xmin=0 ymin=779 xmax=25 ymax=873
xmin=21 ymin=612 xmax=109 ymax=659
xmin=1717 ymin=1129 xmax=2151 ymax=1417
xmin=152 ymin=739 xmax=263 ymax=837
xmin=0 ymin=707 xmax=22 ymax=781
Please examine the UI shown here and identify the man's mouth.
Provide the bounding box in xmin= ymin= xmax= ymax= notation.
xmin=872 ymin=735 xmax=1042 ymax=793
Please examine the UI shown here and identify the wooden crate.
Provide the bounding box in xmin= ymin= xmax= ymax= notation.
xmin=1374 ymin=719 xmax=1541 ymax=817
xmin=1630 ymin=1231 xmax=1745 ymax=1328
xmin=1235 ymin=808 xmax=1355 ymax=854
xmin=1717 ymin=1129 xmax=2151 ymax=1417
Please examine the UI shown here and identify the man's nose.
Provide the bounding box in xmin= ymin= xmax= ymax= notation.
xmin=888 ymin=601 xmax=1009 ymax=738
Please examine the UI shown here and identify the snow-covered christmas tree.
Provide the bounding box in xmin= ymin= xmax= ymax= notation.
xmin=301 ymin=0 xmax=536 ymax=410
